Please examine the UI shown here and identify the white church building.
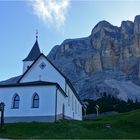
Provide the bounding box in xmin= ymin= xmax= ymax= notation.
xmin=0 ymin=37 xmax=83 ymax=123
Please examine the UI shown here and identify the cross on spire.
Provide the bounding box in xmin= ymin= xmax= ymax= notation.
xmin=36 ymin=29 xmax=38 ymax=40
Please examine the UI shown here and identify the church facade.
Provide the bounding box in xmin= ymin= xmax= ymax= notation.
xmin=0 ymin=38 xmax=82 ymax=123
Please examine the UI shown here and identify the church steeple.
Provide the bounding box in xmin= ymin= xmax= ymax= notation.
xmin=22 ymin=32 xmax=41 ymax=73
xmin=23 ymin=32 xmax=41 ymax=62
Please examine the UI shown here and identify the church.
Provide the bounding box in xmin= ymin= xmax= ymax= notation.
xmin=0 ymin=36 xmax=83 ymax=123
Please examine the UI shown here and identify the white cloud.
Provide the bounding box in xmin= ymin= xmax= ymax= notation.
xmin=30 ymin=0 xmax=69 ymax=29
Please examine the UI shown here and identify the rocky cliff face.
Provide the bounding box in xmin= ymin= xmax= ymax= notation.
xmin=48 ymin=15 xmax=140 ymax=101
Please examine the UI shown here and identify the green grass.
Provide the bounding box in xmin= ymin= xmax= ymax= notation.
xmin=0 ymin=109 xmax=140 ymax=139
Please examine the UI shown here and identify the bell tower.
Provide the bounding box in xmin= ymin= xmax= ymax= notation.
xmin=22 ymin=31 xmax=41 ymax=73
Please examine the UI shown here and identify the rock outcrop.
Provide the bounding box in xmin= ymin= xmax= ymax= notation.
xmin=48 ymin=15 xmax=140 ymax=101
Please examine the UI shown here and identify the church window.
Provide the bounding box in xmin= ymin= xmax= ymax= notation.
xmin=78 ymin=104 xmax=79 ymax=116
xmin=72 ymin=95 xmax=74 ymax=110
xmin=75 ymin=100 xmax=77 ymax=114
xmin=32 ymin=93 xmax=39 ymax=108
xmin=39 ymin=62 xmax=46 ymax=70
xmin=13 ymin=94 xmax=20 ymax=109
xmin=68 ymin=89 xmax=70 ymax=106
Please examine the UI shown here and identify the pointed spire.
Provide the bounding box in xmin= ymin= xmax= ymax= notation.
xmin=23 ymin=31 xmax=41 ymax=61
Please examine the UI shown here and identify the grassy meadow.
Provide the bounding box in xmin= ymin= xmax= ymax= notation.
xmin=0 ymin=109 xmax=140 ymax=139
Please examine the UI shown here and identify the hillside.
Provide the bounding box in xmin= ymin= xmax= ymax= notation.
xmin=0 ymin=109 xmax=140 ymax=139
xmin=48 ymin=15 xmax=140 ymax=101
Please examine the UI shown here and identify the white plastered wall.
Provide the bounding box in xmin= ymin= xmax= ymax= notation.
xmin=0 ymin=85 xmax=56 ymax=117
xmin=21 ymin=56 xmax=65 ymax=91
xmin=56 ymin=89 xmax=66 ymax=118
xmin=20 ymin=55 xmax=82 ymax=120
xmin=56 ymin=82 xmax=82 ymax=120
xmin=65 ymin=83 xmax=82 ymax=120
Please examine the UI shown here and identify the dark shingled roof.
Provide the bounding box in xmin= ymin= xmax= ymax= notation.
xmin=0 ymin=81 xmax=67 ymax=97
xmin=0 ymin=75 xmax=22 ymax=85
xmin=0 ymin=80 xmax=56 ymax=86
xmin=23 ymin=39 xmax=41 ymax=61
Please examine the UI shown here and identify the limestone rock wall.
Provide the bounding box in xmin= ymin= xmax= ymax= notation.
xmin=48 ymin=15 xmax=140 ymax=101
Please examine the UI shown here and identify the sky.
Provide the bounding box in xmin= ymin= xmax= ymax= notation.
xmin=0 ymin=0 xmax=140 ymax=81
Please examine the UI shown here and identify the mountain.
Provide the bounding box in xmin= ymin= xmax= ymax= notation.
xmin=48 ymin=15 xmax=140 ymax=102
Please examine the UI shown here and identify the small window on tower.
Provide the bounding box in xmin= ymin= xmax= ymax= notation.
xmin=27 ymin=66 xmax=30 ymax=69
xmin=39 ymin=62 xmax=46 ymax=70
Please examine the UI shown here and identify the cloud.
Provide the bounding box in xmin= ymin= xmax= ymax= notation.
xmin=30 ymin=0 xmax=69 ymax=29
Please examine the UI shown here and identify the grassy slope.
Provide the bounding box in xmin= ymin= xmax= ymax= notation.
xmin=0 ymin=109 xmax=140 ymax=139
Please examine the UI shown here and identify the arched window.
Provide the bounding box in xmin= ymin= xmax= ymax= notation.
xmin=32 ymin=93 xmax=39 ymax=108
xmin=72 ymin=95 xmax=74 ymax=111
xmin=75 ymin=100 xmax=77 ymax=114
xmin=78 ymin=104 xmax=79 ymax=116
xmin=68 ymin=89 xmax=70 ymax=106
xmin=13 ymin=94 xmax=20 ymax=109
